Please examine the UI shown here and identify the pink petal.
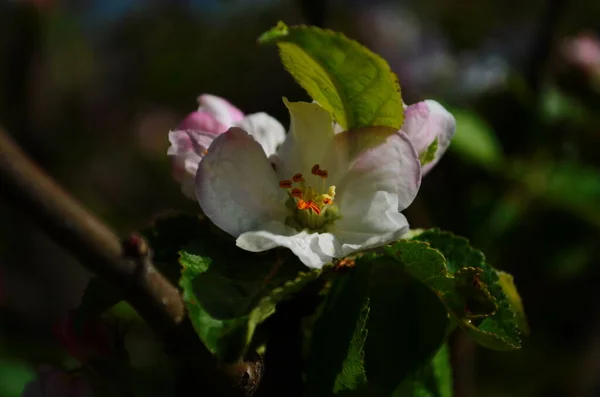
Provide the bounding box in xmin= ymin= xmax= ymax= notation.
xmin=402 ymin=100 xmax=456 ymax=175
xmin=177 ymin=94 xmax=244 ymax=133
xmin=177 ymin=111 xmax=228 ymax=133
xmin=336 ymin=130 xmax=421 ymax=212
xmin=195 ymin=127 xmax=288 ymax=237
xmin=168 ymin=130 xmax=218 ymax=198
xmin=197 ymin=94 xmax=244 ymax=125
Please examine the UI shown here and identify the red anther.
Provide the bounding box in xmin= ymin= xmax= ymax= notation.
xmin=292 ymin=173 xmax=304 ymax=182
xmin=311 ymin=164 xmax=320 ymax=175
xmin=291 ymin=188 xmax=303 ymax=198
xmin=323 ymin=197 xmax=332 ymax=205
xmin=317 ymin=169 xmax=328 ymax=178
xmin=279 ymin=180 xmax=293 ymax=189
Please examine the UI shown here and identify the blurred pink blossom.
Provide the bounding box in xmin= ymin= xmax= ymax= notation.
xmin=563 ymin=32 xmax=600 ymax=74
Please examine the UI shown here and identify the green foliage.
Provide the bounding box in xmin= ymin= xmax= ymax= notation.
xmin=365 ymin=257 xmax=452 ymax=396
xmin=178 ymin=238 xmax=319 ymax=362
xmin=305 ymin=254 xmax=453 ymax=397
xmin=449 ymin=108 xmax=504 ymax=170
xmin=305 ymin=257 xmax=371 ymax=395
xmin=392 ymin=344 xmax=453 ymax=397
xmin=0 ymin=359 xmax=36 ymax=397
xmin=258 ymin=21 xmax=403 ymax=130
xmin=386 ymin=230 xmax=525 ymax=351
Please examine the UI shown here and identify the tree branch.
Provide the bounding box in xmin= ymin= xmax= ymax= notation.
xmin=0 ymin=125 xmax=260 ymax=395
xmin=0 ymin=126 xmax=184 ymax=334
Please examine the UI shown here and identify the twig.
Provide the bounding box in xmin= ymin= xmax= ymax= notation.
xmin=0 ymin=126 xmax=184 ymax=334
xmin=0 ymin=126 xmax=258 ymax=395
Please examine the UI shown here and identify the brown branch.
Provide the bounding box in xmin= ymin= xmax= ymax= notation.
xmin=0 ymin=126 xmax=260 ymax=395
xmin=0 ymin=126 xmax=184 ymax=334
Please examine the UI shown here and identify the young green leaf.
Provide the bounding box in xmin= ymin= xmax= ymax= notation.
xmin=179 ymin=239 xmax=320 ymax=362
xmin=305 ymin=256 xmax=372 ymax=395
xmin=385 ymin=232 xmax=524 ymax=351
xmin=415 ymin=229 xmax=526 ymax=350
xmin=258 ymin=21 xmax=403 ymax=130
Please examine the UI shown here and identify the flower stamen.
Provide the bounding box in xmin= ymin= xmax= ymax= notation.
xmin=292 ymin=173 xmax=304 ymax=182
xmin=279 ymin=180 xmax=293 ymax=189
xmin=280 ymin=166 xmax=340 ymax=231
xmin=291 ymin=188 xmax=303 ymax=198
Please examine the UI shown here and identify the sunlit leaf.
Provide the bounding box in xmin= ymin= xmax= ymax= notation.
xmin=259 ymin=21 xmax=403 ymax=130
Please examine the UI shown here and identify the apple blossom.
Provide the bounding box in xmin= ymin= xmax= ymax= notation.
xmin=167 ymin=94 xmax=286 ymax=198
xmin=195 ymin=99 xmax=423 ymax=269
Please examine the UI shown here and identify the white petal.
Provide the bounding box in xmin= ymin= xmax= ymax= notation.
xmin=275 ymin=99 xmax=335 ymax=179
xmin=197 ymin=94 xmax=244 ymax=126
xmin=328 ymin=191 xmax=410 ymax=257
xmin=336 ymin=130 xmax=421 ymax=212
xmin=236 ymin=221 xmax=339 ymax=269
xmin=235 ymin=112 xmax=286 ymax=157
xmin=402 ymin=100 xmax=456 ymax=175
xmin=195 ymin=127 xmax=287 ymax=237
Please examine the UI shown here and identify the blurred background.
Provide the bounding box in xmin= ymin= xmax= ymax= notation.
xmin=1 ymin=0 xmax=600 ymax=396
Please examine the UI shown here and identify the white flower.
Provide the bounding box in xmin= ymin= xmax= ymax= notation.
xmin=195 ymin=99 xmax=422 ymax=269
xmin=167 ymin=94 xmax=286 ymax=198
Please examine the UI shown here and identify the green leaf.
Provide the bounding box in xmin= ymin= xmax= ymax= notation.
xmin=448 ymin=108 xmax=504 ymax=170
xmin=392 ymin=344 xmax=453 ymax=397
xmin=258 ymin=21 xmax=403 ymax=130
xmin=305 ymin=256 xmax=372 ymax=395
xmin=496 ymin=271 xmax=529 ymax=335
xmin=179 ymin=239 xmax=320 ymax=362
xmin=365 ymin=257 xmax=452 ymax=396
xmin=0 ymin=359 xmax=36 ymax=397
xmin=413 ymin=229 xmax=525 ymax=350
xmin=419 ymin=138 xmax=439 ymax=166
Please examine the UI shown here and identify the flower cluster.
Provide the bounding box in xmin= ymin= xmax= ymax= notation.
xmin=168 ymin=94 xmax=455 ymax=268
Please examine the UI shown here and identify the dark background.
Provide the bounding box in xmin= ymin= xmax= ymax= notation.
xmin=1 ymin=0 xmax=600 ymax=396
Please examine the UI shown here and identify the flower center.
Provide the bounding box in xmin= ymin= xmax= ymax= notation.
xmin=279 ymin=164 xmax=340 ymax=231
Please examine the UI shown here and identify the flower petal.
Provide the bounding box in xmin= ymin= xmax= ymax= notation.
xmin=236 ymin=221 xmax=339 ymax=269
xmin=335 ymin=130 xmax=421 ymax=211
xmin=275 ymin=99 xmax=335 ymax=179
xmin=328 ymin=190 xmax=410 ymax=257
xmin=167 ymin=129 xmax=218 ymax=198
xmin=177 ymin=94 xmax=244 ymax=132
xmin=177 ymin=111 xmax=228 ymax=133
xmin=402 ymin=100 xmax=456 ymax=175
xmin=195 ymin=127 xmax=287 ymax=237
xmin=236 ymin=112 xmax=286 ymax=157
xmin=197 ymin=94 xmax=244 ymax=126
